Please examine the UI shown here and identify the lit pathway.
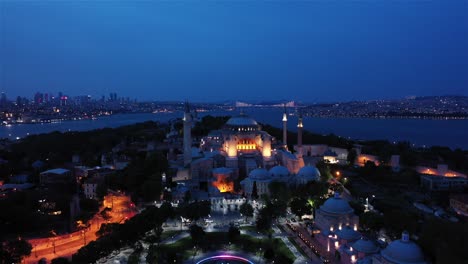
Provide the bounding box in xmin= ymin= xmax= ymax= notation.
xmin=271 ymin=224 xmax=313 ymax=264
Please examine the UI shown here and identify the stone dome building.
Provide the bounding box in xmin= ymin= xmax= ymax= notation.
xmin=375 ymin=232 xmax=427 ymax=264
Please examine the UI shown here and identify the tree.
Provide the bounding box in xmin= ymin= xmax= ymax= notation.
xmin=198 ymin=201 xmax=211 ymax=219
xmin=80 ymin=198 xmax=99 ymax=212
xmin=256 ymin=207 xmax=272 ymax=231
xmin=289 ymin=197 xmax=311 ymax=218
xmin=0 ymin=238 xmax=32 ymax=263
xmin=159 ymin=201 xmax=175 ymax=221
xmin=268 ymin=182 xmax=290 ymax=203
xmin=189 ymin=224 xmax=205 ymax=246
xmin=273 ymin=253 xmax=293 ymax=264
xmin=264 ymin=247 xmax=275 ymax=261
xmin=349 ymin=201 xmax=366 ymax=216
xmin=96 ymin=223 xmax=120 ymax=237
xmin=360 ymin=212 xmax=384 ymax=232
xmin=227 ymin=224 xmax=240 ymax=242
xmin=51 ymin=257 xmax=70 ymax=264
xmin=251 ymin=181 xmax=259 ymax=200
xmin=179 ymin=201 xmax=211 ymax=222
xmin=347 ymin=149 xmax=357 ymax=165
xmin=419 ymin=218 xmax=468 ymax=264
xmin=239 ymin=202 xmax=254 ymax=222
xmin=96 ymin=184 xmax=108 ymax=200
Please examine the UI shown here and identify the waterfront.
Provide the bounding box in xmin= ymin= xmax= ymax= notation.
xmin=1 ymin=108 xmax=467 ymax=149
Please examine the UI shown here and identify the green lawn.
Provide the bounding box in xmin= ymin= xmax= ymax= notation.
xmin=160 ymin=230 xmax=184 ymax=241
xmin=239 ymin=226 xmax=273 ymax=236
xmin=288 ymin=237 xmax=308 ymax=258
xmin=150 ymin=231 xmax=295 ymax=263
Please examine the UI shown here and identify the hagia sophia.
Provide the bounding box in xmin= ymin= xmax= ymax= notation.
xmin=171 ymin=103 xmax=326 ymax=204
xmin=169 ymin=103 xmax=429 ymax=264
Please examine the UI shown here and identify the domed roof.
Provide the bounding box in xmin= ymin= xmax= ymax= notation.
xmin=335 ymin=226 xmax=361 ymax=241
xmin=249 ymin=168 xmax=269 ymax=180
xmin=351 ymin=238 xmax=379 ymax=254
xmin=226 ymin=114 xmax=258 ymax=127
xmin=297 ymin=166 xmax=321 ymax=181
xmin=269 ymin=166 xmax=290 ymax=177
xmin=212 ymin=167 xmax=233 ymax=175
xmin=320 ymin=192 xmax=354 ymax=215
xmin=381 ymin=232 xmax=426 ymax=264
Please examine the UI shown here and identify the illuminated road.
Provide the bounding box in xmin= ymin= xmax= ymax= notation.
xmin=24 ymin=193 xmax=137 ymax=264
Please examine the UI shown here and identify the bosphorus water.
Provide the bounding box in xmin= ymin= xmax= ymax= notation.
xmin=1 ymin=108 xmax=467 ymax=150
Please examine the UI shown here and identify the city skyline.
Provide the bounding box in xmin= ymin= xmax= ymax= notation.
xmin=1 ymin=1 xmax=467 ymax=102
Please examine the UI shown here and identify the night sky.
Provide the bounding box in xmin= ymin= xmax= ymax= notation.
xmin=1 ymin=0 xmax=467 ymax=102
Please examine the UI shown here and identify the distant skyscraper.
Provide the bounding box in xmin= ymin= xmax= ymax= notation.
xmin=34 ymin=92 xmax=43 ymax=104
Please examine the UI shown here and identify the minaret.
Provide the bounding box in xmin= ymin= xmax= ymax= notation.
xmin=282 ymin=105 xmax=288 ymax=149
xmin=297 ymin=109 xmax=303 ymax=153
xmin=183 ymin=101 xmax=192 ymax=166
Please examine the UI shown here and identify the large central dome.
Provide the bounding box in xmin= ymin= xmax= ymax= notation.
xmin=225 ymin=114 xmax=259 ymax=128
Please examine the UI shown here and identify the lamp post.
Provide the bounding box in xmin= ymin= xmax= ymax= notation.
xmin=52 ymin=238 xmax=56 ymax=254
xmin=82 ymin=230 xmax=86 ymax=245
xmin=257 ymin=247 xmax=263 ymax=264
xmin=191 ymin=245 xmax=198 ymax=263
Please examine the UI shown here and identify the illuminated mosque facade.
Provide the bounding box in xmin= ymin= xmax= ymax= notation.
xmin=172 ymin=103 xmax=320 ymax=206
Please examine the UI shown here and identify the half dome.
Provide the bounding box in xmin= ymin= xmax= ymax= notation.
xmin=249 ymin=168 xmax=269 ymax=180
xmin=351 ymin=237 xmax=379 ymax=254
xmin=335 ymin=226 xmax=361 ymax=241
xmin=269 ymin=166 xmax=290 ymax=177
xmin=297 ymin=166 xmax=321 ymax=181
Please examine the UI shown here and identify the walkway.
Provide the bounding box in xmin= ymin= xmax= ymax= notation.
xmin=271 ymin=224 xmax=314 ymax=264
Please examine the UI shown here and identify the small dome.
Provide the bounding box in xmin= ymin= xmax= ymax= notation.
xmin=352 ymin=238 xmax=379 ymax=254
xmin=269 ymin=166 xmax=290 ymax=177
xmin=335 ymin=226 xmax=361 ymax=241
xmin=226 ymin=114 xmax=258 ymax=127
xmin=320 ymin=192 xmax=354 ymax=215
xmin=297 ymin=166 xmax=321 ymax=181
xmin=212 ymin=167 xmax=233 ymax=175
xmin=249 ymin=168 xmax=269 ymax=180
xmin=381 ymin=232 xmax=426 ymax=264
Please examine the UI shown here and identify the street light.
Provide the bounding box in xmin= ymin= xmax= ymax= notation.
xmin=82 ymin=230 xmax=87 ymax=245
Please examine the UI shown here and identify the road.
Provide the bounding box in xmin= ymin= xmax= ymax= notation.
xmin=24 ymin=193 xmax=137 ymax=264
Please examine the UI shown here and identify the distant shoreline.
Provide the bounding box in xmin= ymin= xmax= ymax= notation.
xmin=1 ymin=111 xmax=467 ymax=150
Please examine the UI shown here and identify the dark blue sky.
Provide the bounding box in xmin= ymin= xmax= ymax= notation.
xmin=1 ymin=0 xmax=467 ymax=102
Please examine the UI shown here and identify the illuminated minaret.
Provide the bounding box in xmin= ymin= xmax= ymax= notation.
xmin=282 ymin=105 xmax=288 ymax=149
xmin=183 ymin=101 xmax=192 ymax=166
xmin=297 ymin=109 xmax=303 ymax=153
